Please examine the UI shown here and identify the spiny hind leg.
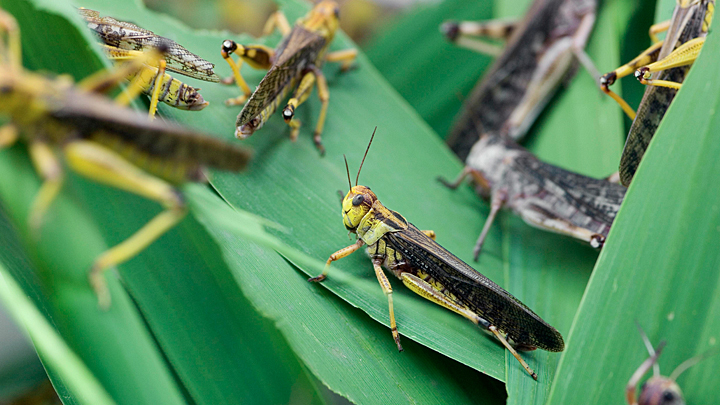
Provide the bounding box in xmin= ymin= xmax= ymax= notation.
xmin=63 ymin=140 xmax=187 ymax=308
xmin=282 ymin=70 xmax=317 ymax=144
xmin=28 ymin=141 xmax=64 ymax=234
xmin=636 ymin=37 xmax=704 ymax=89
xmin=220 ymin=41 xmax=274 ymax=105
xmin=440 ymin=18 xmax=519 ymax=56
xmin=517 ymin=203 xmax=605 ymax=248
xmin=599 ymin=41 xmax=664 ymax=120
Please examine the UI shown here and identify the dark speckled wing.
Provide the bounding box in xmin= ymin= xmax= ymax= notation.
xmin=384 ymin=222 xmax=564 ymax=351
xmin=511 ymin=151 xmax=626 ymax=226
xmin=237 ymin=27 xmax=326 ymax=126
xmin=52 ymin=88 xmax=250 ymax=176
xmin=619 ymin=0 xmax=709 ymax=186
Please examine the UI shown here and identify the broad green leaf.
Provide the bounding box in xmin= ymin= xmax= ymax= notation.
xmin=547 ymin=6 xmax=720 ymax=404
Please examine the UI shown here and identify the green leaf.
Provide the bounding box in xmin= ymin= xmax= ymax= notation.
xmin=547 ymin=5 xmax=720 ymax=404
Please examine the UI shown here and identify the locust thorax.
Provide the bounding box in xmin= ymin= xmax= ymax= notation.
xmin=0 ymin=70 xmax=65 ymax=127
xmin=341 ymin=185 xmax=376 ymax=231
xmin=299 ymin=0 xmax=340 ymax=40
xmin=464 ymin=134 xmax=515 ymax=198
xmin=638 ymin=377 xmax=685 ymax=405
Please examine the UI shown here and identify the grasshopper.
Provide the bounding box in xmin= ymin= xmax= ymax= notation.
xmin=599 ymin=0 xmax=714 ymax=186
xmin=309 ymin=130 xmax=564 ymax=380
xmin=78 ymin=8 xmax=221 ymax=117
xmin=626 ymin=323 xmax=716 ymax=405
xmin=220 ymin=1 xmax=357 ymax=155
xmin=442 ymin=0 xmax=598 ymax=160
xmin=0 ymin=9 xmax=251 ymax=307
xmin=440 ymin=133 xmax=626 ymax=260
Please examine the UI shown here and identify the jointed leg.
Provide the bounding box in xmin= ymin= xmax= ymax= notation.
xmin=282 ymin=70 xmax=317 ymax=142
xmin=221 ymin=41 xmax=274 ymax=105
xmin=437 ymin=166 xmax=489 ymax=191
xmin=440 ymin=18 xmax=519 ymax=56
xmin=262 ymin=11 xmax=291 ymax=36
xmin=325 ymin=48 xmax=358 ymax=72
xmin=373 ymin=259 xmax=402 ymax=351
xmin=474 ymin=189 xmax=507 ymax=261
xmin=0 ymin=9 xmax=22 ymax=72
xmin=649 ymin=20 xmax=670 ymax=43
xmin=147 ymin=58 xmax=167 ymax=119
xmin=310 ymin=66 xmax=330 ymax=155
xmin=636 ymin=37 xmax=704 ymax=89
xmin=63 ymin=140 xmax=187 ymax=307
xmin=308 ymin=239 xmax=365 ymax=282
xmin=489 ymin=326 xmax=537 ymax=380
xmin=28 ymin=141 xmax=64 ymax=233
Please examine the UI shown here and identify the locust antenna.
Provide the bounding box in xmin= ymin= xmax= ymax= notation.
xmin=344 ymin=154 xmax=352 ymax=191
xmin=636 ymin=321 xmax=661 ymax=377
xmin=669 ymin=347 xmax=719 ymax=381
xmin=356 ymin=127 xmax=376 ymax=186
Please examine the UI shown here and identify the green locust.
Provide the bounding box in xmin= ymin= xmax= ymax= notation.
xmin=79 ymin=8 xmax=220 ymax=117
xmin=0 ymin=8 xmax=251 ymax=307
xmin=442 ymin=0 xmax=598 ymax=160
xmin=600 ymin=0 xmax=714 ymax=186
xmin=221 ymin=0 xmax=357 ymax=155
xmin=309 ymin=130 xmax=564 ymax=380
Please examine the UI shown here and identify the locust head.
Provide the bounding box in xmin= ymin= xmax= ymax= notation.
xmin=637 ymin=377 xmax=684 ymax=405
xmin=464 ymin=134 xmax=515 ymax=199
xmin=300 ymin=1 xmax=341 ymax=39
xmin=341 ymin=185 xmax=376 ymax=231
xmin=236 ymin=115 xmax=263 ymax=139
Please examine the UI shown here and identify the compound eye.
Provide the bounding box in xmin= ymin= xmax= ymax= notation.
xmin=333 ymin=6 xmax=340 ymax=18
xmin=352 ymin=194 xmax=364 ymax=206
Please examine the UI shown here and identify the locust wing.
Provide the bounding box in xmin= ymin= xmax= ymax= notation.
xmin=384 ymin=222 xmax=564 ymax=352
xmin=620 ymin=0 xmax=709 ymax=185
xmin=52 ymin=88 xmax=250 ymax=179
xmin=237 ymin=27 xmax=326 ymax=126
xmin=79 ymin=8 xmax=220 ymax=83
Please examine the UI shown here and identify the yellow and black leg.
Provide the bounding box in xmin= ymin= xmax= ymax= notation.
xmin=147 ymin=58 xmax=167 ymax=119
xmin=636 ymin=37 xmax=704 ymax=89
xmin=220 ymin=41 xmax=274 ymax=106
xmin=308 ymin=239 xmax=365 ymax=282
xmin=282 ymin=70 xmax=317 ymax=144
xmin=440 ymin=18 xmax=519 ymax=56
xmin=27 ymin=141 xmax=64 ymax=234
xmin=62 ymin=140 xmax=187 ymax=308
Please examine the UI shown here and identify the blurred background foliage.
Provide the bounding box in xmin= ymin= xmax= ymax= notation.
xmin=1 ymin=0 xmax=719 ymax=404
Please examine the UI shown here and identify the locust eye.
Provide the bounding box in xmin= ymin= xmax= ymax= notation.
xmin=333 ymin=6 xmax=340 ymax=18
xmin=352 ymin=194 xmax=364 ymax=206
xmin=662 ymin=391 xmax=676 ymax=402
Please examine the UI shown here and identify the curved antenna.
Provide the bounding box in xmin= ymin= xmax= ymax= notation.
xmin=636 ymin=321 xmax=661 ymax=377
xmin=669 ymin=347 xmax=719 ymax=381
xmin=343 ymin=154 xmax=352 ymax=191
xmin=356 ymin=126 xmax=376 ymax=186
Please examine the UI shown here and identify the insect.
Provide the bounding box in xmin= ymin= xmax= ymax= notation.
xmin=599 ymin=0 xmax=713 ymax=186
xmin=309 ymin=129 xmax=564 ymax=380
xmin=78 ymin=8 xmax=221 ymax=117
xmin=0 ymin=9 xmax=251 ymax=307
xmin=442 ymin=0 xmax=599 ymax=160
xmin=221 ymin=1 xmax=357 ymax=155
xmin=439 ymin=133 xmax=626 ymax=260
xmin=626 ymin=323 xmax=716 ymax=405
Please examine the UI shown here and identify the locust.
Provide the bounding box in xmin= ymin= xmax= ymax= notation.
xmin=78 ymin=8 xmax=221 ymax=117
xmin=0 ymin=8 xmax=251 ymax=307
xmin=442 ymin=0 xmax=599 ymax=161
xmin=309 ymin=129 xmax=564 ymax=380
xmin=626 ymin=323 xmax=716 ymax=405
xmin=221 ymin=0 xmax=357 ymax=155
xmin=440 ymin=133 xmax=626 ymax=260
xmin=599 ymin=0 xmax=714 ymax=186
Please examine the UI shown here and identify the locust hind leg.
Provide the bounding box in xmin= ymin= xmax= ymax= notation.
xmin=517 ymin=203 xmax=606 ymax=248
xmin=27 ymin=141 xmax=64 ymax=235
xmin=440 ymin=18 xmax=519 ymax=57
xmin=63 ymin=140 xmax=187 ymax=308
xmin=400 ymin=272 xmax=538 ymax=379
xmin=635 ymin=37 xmax=704 ymax=90
xmin=282 ymin=70 xmax=318 ymax=149
xmin=220 ymin=41 xmax=274 ymax=106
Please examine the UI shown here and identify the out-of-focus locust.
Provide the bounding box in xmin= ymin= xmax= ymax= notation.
xmin=221 ymin=0 xmax=357 ymax=155
xmin=309 ymin=130 xmax=564 ymax=380
xmin=599 ymin=0 xmax=714 ymax=186
xmin=626 ymin=323 xmax=717 ymax=405
xmin=78 ymin=8 xmax=221 ymax=117
xmin=0 ymin=8 xmax=251 ymax=307
xmin=442 ymin=0 xmax=599 ymax=160
xmin=440 ymin=133 xmax=626 ymax=260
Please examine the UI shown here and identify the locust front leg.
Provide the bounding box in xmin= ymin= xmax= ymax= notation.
xmin=373 ymin=259 xmax=403 ymax=351
xmin=440 ymin=18 xmax=520 ymax=57
xmin=27 ymin=141 xmax=64 ymax=234
xmin=221 ymin=40 xmax=274 ymax=106
xmin=309 ymin=239 xmax=365 ymax=282
xmin=325 ymin=48 xmax=358 ymax=72
xmin=63 ymin=140 xmax=187 ymax=308
xmin=282 ymin=68 xmax=329 ymax=154
xmin=474 ymin=188 xmax=507 ymax=261
xmin=635 ymin=37 xmax=704 ymax=89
